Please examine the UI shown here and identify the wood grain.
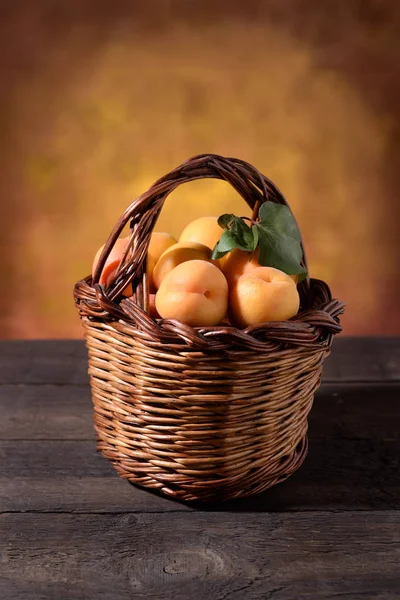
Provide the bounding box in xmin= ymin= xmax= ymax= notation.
xmin=1 ymin=382 xmax=398 ymax=441
xmin=1 ymin=512 xmax=399 ymax=600
xmin=0 ymin=340 xmax=89 ymax=385
xmin=323 ymin=337 xmax=400 ymax=382
xmin=0 ymin=438 xmax=398 ymax=513
xmin=0 ymin=384 xmax=92 ymax=440
xmin=1 ymin=337 xmax=399 ymax=384
xmin=309 ymin=383 xmax=400 ymax=441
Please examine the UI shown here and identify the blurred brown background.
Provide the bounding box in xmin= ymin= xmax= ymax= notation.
xmin=0 ymin=0 xmax=399 ymax=338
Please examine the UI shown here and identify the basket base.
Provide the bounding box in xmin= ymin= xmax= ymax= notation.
xmin=96 ymin=436 xmax=308 ymax=504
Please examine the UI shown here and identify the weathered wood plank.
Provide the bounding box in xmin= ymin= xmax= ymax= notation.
xmin=0 ymin=440 xmax=190 ymax=514
xmin=1 ymin=512 xmax=399 ymax=600
xmin=0 ymin=340 xmax=89 ymax=385
xmin=0 ymin=384 xmax=92 ymax=440
xmin=0 ymin=438 xmax=398 ymax=513
xmin=0 ymin=382 xmax=398 ymax=441
xmin=324 ymin=337 xmax=400 ymax=382
xmin=309 ymin=383 xmax=400 ymax=441
xmin=0 ymin=338 xmax=399 ymax=384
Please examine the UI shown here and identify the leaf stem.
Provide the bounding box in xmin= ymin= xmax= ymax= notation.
xmin=240 ymin=216 xmax=258 ymax=225
xmin=251 ymin=200 xmax=261 ymax=222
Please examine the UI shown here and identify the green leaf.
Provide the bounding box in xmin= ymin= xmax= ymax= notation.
xmin=217 ymin=214 xmax=235 ymax=229
xmin=259 ymin=202 xmax=301 ymax=242
xmin=251 ymin=225 xmax=258 ymax=251
xmin=211 ymin=230 xmax=237 ymax=259
xmin=212 ymin=214 xmax=254 ymax=258
xmin=229 ymin=216 xmax=254 ymax=251
xmin=255 ymin=202 xmax=307 ymax=279
xmin=212 ymin=202 xmax=308 ymax=281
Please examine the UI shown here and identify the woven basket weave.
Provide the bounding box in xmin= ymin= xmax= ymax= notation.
xmin=74 ymin=154 xmax=344 ymax=503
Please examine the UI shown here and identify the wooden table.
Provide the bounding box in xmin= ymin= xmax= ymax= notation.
xmin=1 ymin=338 xmax=399 ymax=599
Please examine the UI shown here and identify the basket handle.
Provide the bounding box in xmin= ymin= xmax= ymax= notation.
xmin=92 ymin=154 xmax=310 ymax=306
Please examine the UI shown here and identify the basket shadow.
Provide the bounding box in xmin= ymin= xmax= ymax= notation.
xmin=127 ymin=436 xmax=398 ymax=512
xmin=196 ymin=436 xmax=398 ymax=512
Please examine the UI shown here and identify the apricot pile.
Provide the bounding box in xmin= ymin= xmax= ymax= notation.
xmin=92 ymin=216 xmax=300 ymax=328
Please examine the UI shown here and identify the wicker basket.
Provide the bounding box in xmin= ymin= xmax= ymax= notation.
xmin=74 ymin=154 xmax=344 ymax=503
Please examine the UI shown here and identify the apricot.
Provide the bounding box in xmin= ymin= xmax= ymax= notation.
xmin=222 ymin=248 xmax=261 ymax=287
xmin=92 ymin=237 xmax=132 ymax=296
xmin=149 ymin=293 xmax=160 ymax=319
xmin=223 ymin=248 xmax=300 ymax=287
xmin=152 ymin=241 xmax=218 ymax=290
xmin=155 ymin=260 xmax=228 ymax=326
xmin=229 ymin=266 xmax=300 ymax=328
xmin=179 ymin=216 xmax=222 ymax=250
xmin=291 ymin=274 xmax=299 ymax=284
xmin=148 ymin=232 xmax=177 ymax=286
